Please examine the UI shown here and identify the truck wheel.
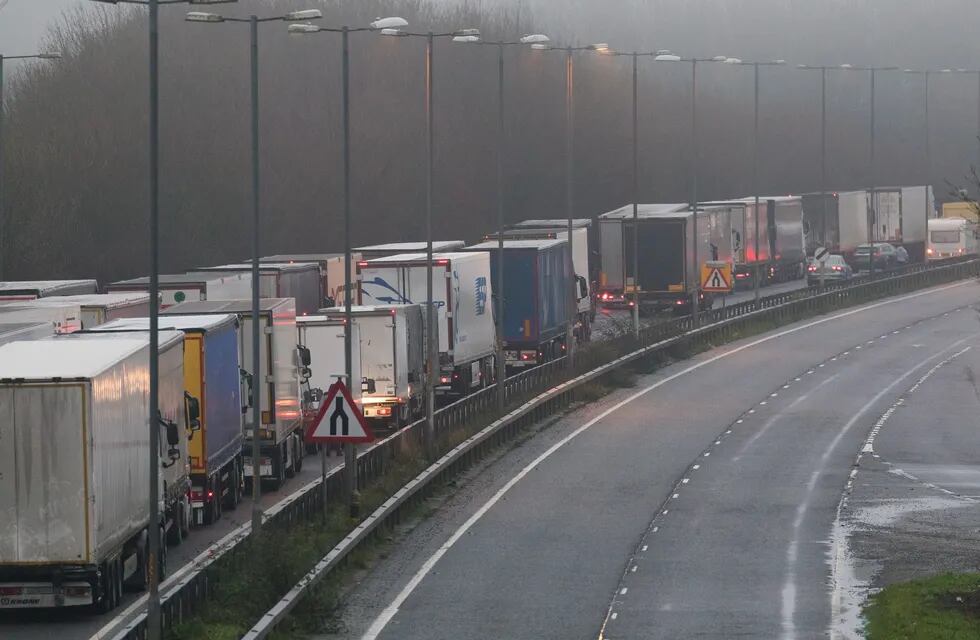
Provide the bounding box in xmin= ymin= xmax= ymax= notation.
xmin=285 ymin=442 xmax=297 ymax=478
xmin=269 ymin=452 xmax=285 ymax=490
xmin=97 ymin=560 xmax=116 ymax=613
xmin=294 ymin=440 xmax=304 ymax=473
xmin=167 ymin=508 xmax=182 ymax=546
xmin=224 ymin=461 xmax=241 ymax=511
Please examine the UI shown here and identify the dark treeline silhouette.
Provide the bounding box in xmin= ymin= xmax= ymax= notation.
xmin=2 ymin=0 xmax=978 ymax=283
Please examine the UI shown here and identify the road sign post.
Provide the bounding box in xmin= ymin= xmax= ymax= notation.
xmin=814 ymin=246 xmax=829 ymax=288
xmin=305 ymin=380 xmax=375 ymax=520
xmin=701 ymin=261 xmax=733 ymax=294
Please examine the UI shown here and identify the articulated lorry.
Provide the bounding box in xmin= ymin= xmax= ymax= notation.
xmin=0 ymin=332 xmax=194 ymax=612
xmin=464 ymin=239 xmax=570 ymax=369
xmin=165 ymin=299 xmax=304 ymax=488
xmin=485 ymin=220 xmax=593 ymax=340
xmin=195 ymin=263 xmax=322 ymax=316
xmin=106 ymin=273 xmax=251 ymax=309
xmin=321 ymin=305 xmax=425 ymax=429
xmin=802 ymin=187 xmax=933 ymax=262
xmin=0 ymin=280 xmax=98 ymax=301
xmin=262 ymin=254 xmax=361 ymax=306
xmin=355 ymin=241 xmax=466 ymax=260
xmin=358 ymin=252 xmax=496 ymax=398
xmin=598 ymin=204 xmax=734 ymax=313
xmin=89 ymin=315 xmax=245 ymax=526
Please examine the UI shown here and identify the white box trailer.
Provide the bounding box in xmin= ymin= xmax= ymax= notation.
xmin=358 ymin=252 xmax=496 ymax=398
xmin=875 ymin=186 xmax=932 ymax=262
xmin=106 ymin=273 xmax=252 ymax=309
xmin=262 ymin=253 xmax=362 ymax=306
xmin=165 ymin=299 xmax=304 ymax=487
xmin=321 ymin=305 xmax=425 ymax=428
xmin=0 ymin=300 xmax=83 ymax=334
xmin=195 ymin=263 xmax=322 ymax=315
xmin=0 ymin=322 xmax=53 ymax=346
xmin=55 ymin=293 xmax=152 ymax=328
xmin=0 ymin=332 xmax=191 ymax=612
xmin=296 ymin=316 xmax=362 ymax=442
xmin=354 ymin=241 xmax=466 ymax=260
xmin=0 ymin=280 xmax=98 ymax=301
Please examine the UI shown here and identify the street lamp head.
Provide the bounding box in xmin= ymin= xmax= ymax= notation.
xmin=588 ymin=43 xmax=611 ymax=52
xmin=452 ymin=35 xmax=480 ymax=43
xmin=723 ymin=57 xmax=742 ymax=64
xmin=186 ymin=11 xmax=224 ymax=22
xmin=36 ymin=52 xmax=63 ymax=59
xmin=370 ymin=16 xmax=408 ymax=30
xmin=839 ymin=63 xmax=854 ymax=69
xmin=941 ymin=68 xmax=953 ymax=73
xmin=380 ymin=28 xmax=408 ymax=36
xmin=288 ymin=23 xmax=321 ymax=34
xmin=711 ymin=55 xmax=727 ymax=62
xmin=903 ymin=68 xmax=916 ymax=73
xmin=520 ymin=34 xmax=550 ymax=44
xmin=531 ymin=43 xmax=552 ymax=51
xmin=655 ymin=49 xmax=672 ymax=56
xmin=454 ymin=28 xmax=481 ymax=37
xmin=655 ymin=53 xmax=681 ymax=62
xmin=796 ymin=63 xmax=809 ymax=69
xmin=283 ymin=9 xmax=322 ymax=21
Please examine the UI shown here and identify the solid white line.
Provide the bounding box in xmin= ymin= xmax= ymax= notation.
xmin=780 ymin=335 xmax=974 ymax=640
xmin=360 ymin=280 xmax=972 ymax=640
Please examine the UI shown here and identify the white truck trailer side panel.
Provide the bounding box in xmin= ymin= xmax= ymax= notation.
xmin=0 ymin=302 xmax=83 ymax=334
xmin=446 ymin=252 xmax=496 ymax=364
xmin=598 ymin=219 xmax=625 ymax=290
xmin=838 ymin=191 xmax=869 ymax=253
xmin=899 ymin=185 xmax=931 ymax=245
xmin=0 ymin=340 xmax=151 ymax=565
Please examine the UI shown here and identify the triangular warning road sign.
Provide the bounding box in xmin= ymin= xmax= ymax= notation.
xmin=305 ymin=381 xmax=376 ymax=444
xmin=702 ymin=265 xmax=732 ymax=292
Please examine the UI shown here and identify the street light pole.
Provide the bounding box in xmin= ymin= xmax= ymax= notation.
xmin=565 ymin=47 xmax=575 ymax=367
xmin=187 ymin=6 xmax=323 ymax=535
xmin=631 ymin=52 xmax=640 ymax=339
xmin=148 ymin=1 xmax=162 ymax=632
xmin=425 ymin=30 xmax=436 ymax=458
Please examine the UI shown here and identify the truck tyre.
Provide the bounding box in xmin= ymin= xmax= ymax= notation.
xmin=167 ymin=508 xmax=182 ymax=546
xmin=294 ymin=435 xmax=304 ymax=473
xmin=224 ymin=461 xmax=241 ymax=510
xmin=269 ymin=449 xmax=285 ymax=490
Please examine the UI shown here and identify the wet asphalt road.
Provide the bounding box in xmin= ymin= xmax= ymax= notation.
xmin=326 ymin=280 xmax=980 ymax=640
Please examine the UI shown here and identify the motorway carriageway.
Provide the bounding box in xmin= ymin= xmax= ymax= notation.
xmin=0 ymin=452 xmax=340 ymax=640
xmin=327 ymin=279 xmax=980 ymax=640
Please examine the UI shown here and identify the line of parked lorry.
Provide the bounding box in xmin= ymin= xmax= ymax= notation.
xmin=2 ymin=187 xmax=972 ymax=613
xmin=0 ymin=222 xmax=599 ymax=612
xmin=595 ymin=186 xmax=946 ymax=312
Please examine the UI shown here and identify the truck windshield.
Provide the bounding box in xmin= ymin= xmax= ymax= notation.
xmin=930 ymin=230 xmax=961 ymax=243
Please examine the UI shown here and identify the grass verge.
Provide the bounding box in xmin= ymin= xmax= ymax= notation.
xmin=864 ymin=573 xmax=980 ymax=639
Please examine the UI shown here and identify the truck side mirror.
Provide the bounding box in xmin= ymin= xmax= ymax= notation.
xmin=577 ymin=276 xmax=588 ymax=300
xmin=362 ymin=377 xmax=377 ymax=394
xmin=297 ymin=345 xmax=312 ymax=367
xmin=184 ymin=392 xmax=202 ymax=436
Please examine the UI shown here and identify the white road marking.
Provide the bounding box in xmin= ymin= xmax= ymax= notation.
xmin=692 ymin=464 xmax=701 ymax=470
xmin=642 ymin=544 xmax=649 ymax=550
xmin=781 ymin=335 xmax=975 ymax=640
xmin=361 ymin=281 xmax=973 ymax=640
xmin=611 ymin=612 xmax=619 ymax=620
xmin=682 ymin=478 xmax=690 ymax=484
xmin=736 ymin=419 xmax=744 ymax=424
xmin=620 ymin=588 xmax=628 ymax=595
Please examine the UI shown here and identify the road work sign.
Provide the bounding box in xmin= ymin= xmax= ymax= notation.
xmin=306 ymin=381 xmax=375 ymax=444
xmin=701 ymin=261 xmax=733 ymax=293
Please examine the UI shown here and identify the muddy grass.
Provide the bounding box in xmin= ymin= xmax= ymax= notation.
xmin=864 ymin=573 xmax=980 ymax=639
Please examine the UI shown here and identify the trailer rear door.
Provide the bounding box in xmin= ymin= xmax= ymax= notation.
xmin=639 ymin=222 xmax=685 ymax=292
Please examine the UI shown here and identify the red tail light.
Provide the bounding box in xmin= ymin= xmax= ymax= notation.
xmin=0 ymin=587 xmax=23 ymax=596
xmin=833 ymin=266 xmax=843 ymax=271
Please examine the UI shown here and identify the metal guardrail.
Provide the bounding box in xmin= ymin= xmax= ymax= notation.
xmin=108 ymin=256 xmax=980 ymax=640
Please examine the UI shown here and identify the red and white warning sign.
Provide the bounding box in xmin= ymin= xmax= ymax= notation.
xmin=305 ymin=381 xmax=376 ymax=444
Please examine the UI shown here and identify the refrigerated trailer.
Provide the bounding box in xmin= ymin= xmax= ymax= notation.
xmin=0 ymin=333 xmax=192 ymax=612
xmin=194 ymin=263 xmax=322 ymax=316
xmin=262 ymin=253 xmax=361 ymax=306
xmin=88 ymin=315 xmax=245 ymax=526
xmin=0 ymin=279 xmax=98 ymax=301
xmin=598 ymin=204 xmax=734 ymax=312
xmin=354 ymin=241 xmax=466 ymax=260
xmin=320 ymin=305 xmax=424 ymax=429
xmin=165 ymin=299 xmax=304 ymax=488
xmin=106 ymin=273 xmax=251 ymax=309
xmin=463 ymin=239 xmax=570 ymax=369
xmin=358 ymin=252 xmax=497 ymax=398
xmin=0 ymin=322 xmax=53 ymax=346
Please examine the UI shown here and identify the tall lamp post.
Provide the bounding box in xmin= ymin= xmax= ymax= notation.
xmin=531 ymin=42 xmax=611 ymax=367
xmin=452 ymin=32 xmax=551 ymax=407
xmin=378 ymin=24 xmax=480 ymax=461
xmin=89 ymin=2 xmax=236 ymax=637
xmin=840 ymin=64 xmax=898 ymax=278
xmin=724 ymin=57 xmax=785 ymax=304
xmin=797 ymin=64 xmax=837 ymax=260
xmin=287 ymin=14 xmax=409 ymax=514
xmin=186 ymin=6 xmax=323 ymax=536
xmin=0 ymin=51 xmax=61 ymax=280
xmin=654 ymin=53 xmax=729 ymax=326
xmin=903 ymin=68 xmax=938 ymax=244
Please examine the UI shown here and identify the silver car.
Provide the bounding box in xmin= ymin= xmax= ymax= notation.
xmin=807 ymin=254 xmax=853 ymax=285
